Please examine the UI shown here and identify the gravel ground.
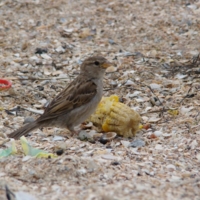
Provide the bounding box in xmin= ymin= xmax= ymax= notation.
xmin=0 ymin=0 xmax=200 ymax=199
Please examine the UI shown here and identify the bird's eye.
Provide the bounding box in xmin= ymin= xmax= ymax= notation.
xmin=94 ymin=61 xmax=100 ymax=65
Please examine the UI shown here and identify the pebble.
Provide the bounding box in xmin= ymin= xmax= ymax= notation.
xmin=121 ymin=140 xmax=130 ymax=148
xmin=129 ymin=139 xmax=145 ymax=148
xmin=166 ymin=164 xmax=176 ymax=171
xmin=99 ymin=132 xmax=117 ymax=144
xmin=56 ymin=149 xmax=64 ymax=156
xmin=53 ymin=136 xmax=65 ymax=141
xmin=111 ymin=161 xmax=120 ymax=165
xmin=154 ymin=130 xmax=162 ymax=137
xmin=78 ymin=130 xmax=92 ymax=140
xmin=196 ymin=153 xmax=200 ymax=162
xmin=109 ymin=80 xmax=118 ymax=87
xmin=15 ymin=191 xmax=37 ymax=200
xmin=125 ymin=80 xmax=134 ymax=86
xmin=150 ymin=97 xmax=162 ymax=106
xmin=108 ymin=39 xmax=116 ymax=45
xmin=102 ymin=154 xmax=119 ymax=160
xmin=22 ymin=155 xmax=32 ymax=162
xmin=55 ymin=46 xmax=65 ymax=53
xmin=40 ymin=54 xmax=52 ymax=60
xmin=149 ymin=83 xmax=161 ymax=90
xmin=24 ymin=117 xmax=35 ymax=124
xmin=35 ymin=48 xmax=48 ymax=54
xmin=155 ymin=144 xmax=163 ymax=150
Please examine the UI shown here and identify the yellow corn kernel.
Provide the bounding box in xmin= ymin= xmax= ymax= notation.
xmin=89 ymin=95 xmax=141 ymax=137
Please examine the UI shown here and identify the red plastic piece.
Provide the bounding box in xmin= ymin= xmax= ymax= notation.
xmin=0 ymin=79 xmax=12 ymax=91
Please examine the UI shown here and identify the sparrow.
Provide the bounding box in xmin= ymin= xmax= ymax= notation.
xmin=8 ymin=56 xmax=112 ymax=139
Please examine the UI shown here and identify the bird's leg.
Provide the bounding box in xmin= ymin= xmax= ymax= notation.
xmin=69 ymin=125 xmax=81 ymax=137
xmin=70 ymin=130 xmax=78 ymax=137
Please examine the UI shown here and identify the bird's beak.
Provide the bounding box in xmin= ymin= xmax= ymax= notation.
xmin=102 ymin=61 xmax=112 ymax=69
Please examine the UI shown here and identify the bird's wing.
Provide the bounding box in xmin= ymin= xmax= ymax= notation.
xmin=37 ymin=77 xmax=97 ymax=122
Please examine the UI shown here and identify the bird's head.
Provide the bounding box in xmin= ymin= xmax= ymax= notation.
xmin=80 ymin=56 xmax=112 ymax=78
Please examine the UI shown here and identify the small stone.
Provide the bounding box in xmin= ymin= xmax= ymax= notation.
xmin=109 ymin=80 xmax=118 ymax=87
xmin=111 ymin=161 xmax=120 ymax=165
xmin=38 ymin=99 xmax=47 ymax=106
xmin=53 ymin=136 xmax=65 ymax=141
xmin=166 ymin=164 xmax=176 ymax=171
xmin=30 ymin=55 xmax=39 ymax=60
xmin=35 ymin=48 xmax=48 ymax=54
xmin=78 ymin=130 xmax=92 ymax=140
xmin=154 ymin=130 xmax=162 ymax=137
xmin=149 ymin=83 xmax=161 ymax=90
xmin=187 ymin=4 xmax=197 ymax=10
xmin=121 ymin=140 xmax=130 ymax=148
xmin=55 ymin=46 xmax=65 ymax=53
xmin=175 ymin=74 xmax=187 ymax=79
xmin=56 ymin=149 xmax=64 ymax=156
xmin=155 ymin=144 xmax=163 ymax=150
xmin=129 ymin=139 xmax=145 ymax=148
xmin=162 ymin=133 xmax=172 ymax=138
xmin=22 ymin=155 xmax=32 ymax=162
xmin=77 ymin=168 xmax=87 ymax=174
xmin=150 ymin=97 xmax=161 ymax=106
xmin=37 ymin=86 xmax=44 ymax=91
xmin=21 ymin=80 xmax=29 ymax=85
xmin=125 ymin=80 xmax=134 ymax=86
xmin=40 ymin=54 xmax=52 ymax=60
xmin=108 ymin=39 xmax=116 ymax=45
xmin=99 ymin=132 xmax=117 ymax=144
xmin=190 ymin=140 xmax=198 ymax=149
xmin=14 ymin=53 xmax=20 ymax=57
xmin=15 ymin=191 xmax=37 ymax=200
xmin=79 ymin=28 xmax=91 ymax=38
xmin=102 ymin=154 xmax=119 ymax=160
xmin=128 ymin=91 xmax=141 ymax=97
xmin=24 ymin=117 xmax=35 ymax=124
xmin=63 ymin=28 xmax=74 ymax=33
xmin=148 ymin=133 xmax=157 ymax=139
xmin=196 ymin=153 xmax=200 ymax=162
xmin=170 ymin=175 xmax=182 ymax=182
xmin=60 ymin=29 xmax=73 ymax=37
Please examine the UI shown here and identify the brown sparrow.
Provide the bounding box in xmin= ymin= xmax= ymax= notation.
xmin=8 ymin=56 xmax=112 ymax=139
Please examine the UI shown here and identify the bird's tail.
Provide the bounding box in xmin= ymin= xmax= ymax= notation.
xmin=7 ymin=121 xmax=39 ymax=139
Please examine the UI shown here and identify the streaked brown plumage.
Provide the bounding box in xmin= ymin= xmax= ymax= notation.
xmin=8 ymin=56 xmax=111 ymax=139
